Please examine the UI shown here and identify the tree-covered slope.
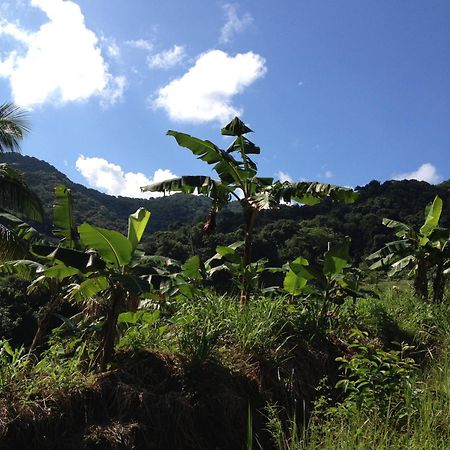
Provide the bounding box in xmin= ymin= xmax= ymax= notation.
xmin=0 ymin=153 xmax=211 ymax=235
xmin=144 ymin=179 xmax=450 ymax=264
xmin=1 ymin=153 xmax=449 ymax=265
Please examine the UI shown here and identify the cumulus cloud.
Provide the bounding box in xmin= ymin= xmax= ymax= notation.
xmin=148 ymin=45 xmax=186 ymax=69
xmin=0 ymin=0 xmax=125 ymax=108
xmin=393 ymin=163 xmax=442 ymax=184
xmin=153 ymin=49 xmax=266 ymax=123
xmin=220 ymin=3 xmax=253 ymax=43
xmin=276 ymin=171 xmax=293 ymax=183
xmin=76 ymin=155 xmax=176 ymax=198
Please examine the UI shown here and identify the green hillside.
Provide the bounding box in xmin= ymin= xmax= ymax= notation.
xmin=1 ymin=153 xmax=449 ymax=265
xmin=0 ymin=153 xmax=212 ymax=235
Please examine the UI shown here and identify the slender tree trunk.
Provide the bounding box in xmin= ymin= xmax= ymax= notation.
xmin=414 ymin=257 xmax=428 ymax=300
xmin=240 ymin=206 xmax=258 ymax=309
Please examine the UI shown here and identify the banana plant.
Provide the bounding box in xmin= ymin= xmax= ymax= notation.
xmin=205 ymin=241 xmax=273 ymax=297
xmin=141 ymin=117 xmax=358 ymax=306
xmin=0 ymin=184 xmax=152 ymax=369
xmin=367 ymin=195 xmax=449 ymax=302
xmin=39 ymin=206 xmax=152 ymax=370
xmin=131 ymin=254 xmax=207 ymax=302
xmin=0 ymin=184 xmax=77 ymax=355
xmin=283 ymin=238 xmax=376 ymax=322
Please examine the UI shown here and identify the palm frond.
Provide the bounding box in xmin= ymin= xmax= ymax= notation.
xmin=0 ymin=164 xmax=44 ymax=221
xmin=0 ymin=103 xmax=30 ymax=153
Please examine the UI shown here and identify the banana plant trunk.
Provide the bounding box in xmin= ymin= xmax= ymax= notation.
xmin=28 ymin=294 xmax=59 ymax=357
xmin=95 ymin=287 xmax=122 ymax=371
xmin=414 ymin=257 xmax=429 ymax=300
xmin=28 ymin=281 xmax=60 ymax=357
xmin=240 ymin=205 xmax=258 ymax=308
xmin=432 ymin=256 xmax=445 ymax=303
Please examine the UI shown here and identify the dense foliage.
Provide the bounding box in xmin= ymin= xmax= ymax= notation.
xmin=0 ymin=114 xmax=449 ymax=449
xmin=1 ymin=153 xmax=449 ymax=268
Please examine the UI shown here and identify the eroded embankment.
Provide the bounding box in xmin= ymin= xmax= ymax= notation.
xmin=0 ymin=341 xmax=342 ymax=450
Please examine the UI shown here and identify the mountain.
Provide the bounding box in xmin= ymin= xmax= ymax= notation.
xmin=0 ymin=153 xmax=212 ymax=235
xmin=1 ymin=153 xmax=449 ymax=265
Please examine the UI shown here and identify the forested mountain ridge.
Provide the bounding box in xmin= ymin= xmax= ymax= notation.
xmin=145 ymin=177 xmax=450 ymax=264
xmin=0 ymin=153 xmax=211 ymax=235
xmin=1 ymin=153 xmax=449 ymax=264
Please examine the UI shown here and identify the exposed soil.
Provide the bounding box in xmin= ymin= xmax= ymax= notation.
xmin=0 ymin=340 xmax=342 ymax=450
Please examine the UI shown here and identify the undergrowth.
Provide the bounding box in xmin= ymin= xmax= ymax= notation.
xmin=1 ymin=283 xmax=450 ymax=449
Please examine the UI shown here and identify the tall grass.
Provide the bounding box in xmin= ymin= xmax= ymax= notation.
xmin=261 ymin=284 xmax=450 ymax=450
xmin=170 ymin=293 xmax=297 ymax=361
xmin=301 ymin=356 xmax=450 ymax=449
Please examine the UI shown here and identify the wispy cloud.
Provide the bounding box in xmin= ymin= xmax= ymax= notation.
xmin=76 ymin=155 xmax=176 ymax=198
xmin=99 ymin=75 xmax=126 ymax=108
xmin=0 ymin=0 xmax=124 ymax=108
xmin=153 ymin=49 xmax=266 ymax=123
xmin=393 ymin=163 xmax=442 ymax=184
xmin=148 ymin=45 xmax=186 ymax=69
xmin=126 ymin=39 xmax=153 ymax=51
xmin=102 ymin=37 xmax=121 ymax=61
xmin=220 ymin=3 xmax=253 ymax=43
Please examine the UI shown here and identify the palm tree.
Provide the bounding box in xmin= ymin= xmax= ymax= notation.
xmin=0 ymin=102 xmax=43 ymax=260
xmin=0 ymin=102 xmax=30 ymax=153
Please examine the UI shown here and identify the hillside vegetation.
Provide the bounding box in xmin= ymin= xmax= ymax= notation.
xmin=0 ymin=117 xmax=449 ymax=449
xmin=1 ymin=153 xmax=449 ymax=266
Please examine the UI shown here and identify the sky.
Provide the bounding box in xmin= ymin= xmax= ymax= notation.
xmin=0 ymin=0 xmax=449 ymax=199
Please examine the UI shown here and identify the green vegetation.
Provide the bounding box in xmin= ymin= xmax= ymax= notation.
xmin=0 ymin=103 xmax=44 ymax=261
xmin=368 ymin=195 xmax=449 ymax=302
xmin=0 ymin=113 xmax=449 ymax=449
xmin=142 ymin=117 xmax=357 ymax=305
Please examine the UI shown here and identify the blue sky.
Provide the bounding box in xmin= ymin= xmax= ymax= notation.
xmin=0 ymin=0 xmax=449 ymax=198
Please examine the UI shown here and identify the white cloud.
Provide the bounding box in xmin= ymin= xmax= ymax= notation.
xmin=220 ymin=3 xmax=253 ymax=44
xmin=0 ymin=0 xmax=125 ymax=108
xmin=103 ymin=38 xmax=120 ymax=60
xmin=276 ymin=171 xmax=293 ymax=183
xmin=100 ymin=75 xmax=126 ymax=108
xmin=324 ymin=170 xmax=333 ymax=179
xmin=148 ymin=45 xmax=186 ymax=69
xmin=153 ymin=49 xmax=266 ymax=123
xmin=126 ymin=39 xmax=153 ymax=51
xmin=393 ymin=163 xmax=442 ymax=184
xmin=76 ymin=155 xmax=176 ymax=198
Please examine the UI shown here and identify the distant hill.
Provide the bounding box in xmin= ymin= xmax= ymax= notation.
xmin=0 ymin=153 xmax=212 ymax=235
xmin=1 ymin=153 xmax=449 ymax=265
